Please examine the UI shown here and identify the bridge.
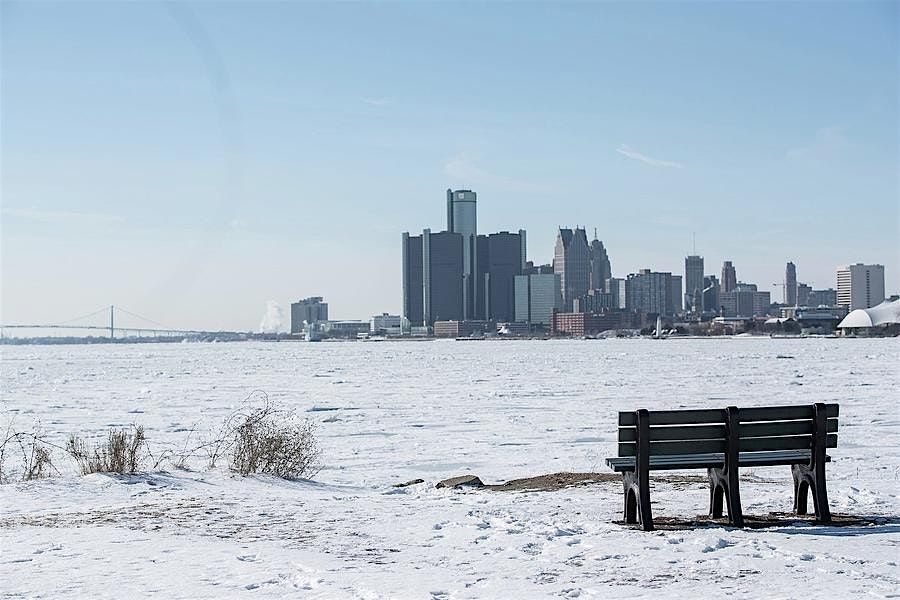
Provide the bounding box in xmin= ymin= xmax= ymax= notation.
xmin=1 ymin=305 xmax=245 ymax=340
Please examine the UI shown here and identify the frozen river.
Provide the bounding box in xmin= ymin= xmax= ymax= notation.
xmin=2 ymin=338 xmax=899 ymax=598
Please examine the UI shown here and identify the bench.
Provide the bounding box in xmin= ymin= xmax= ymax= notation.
xmin=605 ymin=403 xmax=839 ymax=531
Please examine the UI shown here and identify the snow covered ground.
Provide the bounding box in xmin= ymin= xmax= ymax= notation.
xmin=1 ymin=338 xmax=898 ymax=598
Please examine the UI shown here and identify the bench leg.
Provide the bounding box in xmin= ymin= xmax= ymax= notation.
xmin=709 ymin=476 xmax=724 ymax=519
xmin=708 ymin=467 xmax=743 ymax=527
xmin=792 ymin=464 xmax=831 ymax=523
xmin=793 ymin=475 xmax=809 ymax=516
xmin=623 ymin=475 xmax=637 ymax=524
xmin=623 ymin=471 xmax=653 ymax=531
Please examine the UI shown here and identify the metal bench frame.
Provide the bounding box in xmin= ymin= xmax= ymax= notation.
xmin=607 ymin=403 xmax=838 ymax=531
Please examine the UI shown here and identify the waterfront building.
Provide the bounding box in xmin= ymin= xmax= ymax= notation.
xmin=475 ymin=230 xmax=526 ymax=322
xmin=370 ymin=313 xmax=401 ymax=334
xmin=808 ymin=288 xmax=837 ymax=307
xmin=684 ymin=255 xmax=704 ymax=313
xmin=624 ymin=269 xmax=680 ymax=316
xmin=290 ymin=297 xmax=328 ymax=334
xmin=719 ymin=285 xmax=771 ymax=318
xmin=433 ymin=320 xmax=494 ymax=338
xmin=837 ymin=263 xmax=886 ymax=310
xmin=703 ymin=275 xmax=720 ymax=314
xmin=553 ymin=228 xmax=591 ymax=311
xmin=573 ymin=289 xmax=615 ymax=313
xmin=605 ymin=277 xmax=625 ymax=309
xmin=514 ymin=273 xmax=563 ymax=326
xmin=785 ymin=262 xmax=798 ymax=306
xmin=721 ymin=261 xmax=737 ymax=293
xmin=402 ymin=229 xmax=464 ymax=326
xmin=446 ymin=189 xmax=478 ymax=319
xmin=797 ymin=282 xmax=812 ymax=306
xmin=589 ymin=234 xmax=612 ymax=291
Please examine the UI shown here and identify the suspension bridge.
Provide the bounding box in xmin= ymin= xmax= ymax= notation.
xmin=1 ymin=305 xmax=245 ymax=341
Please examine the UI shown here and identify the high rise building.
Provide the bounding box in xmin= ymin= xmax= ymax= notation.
xmin=807 ymin=288 xmax=837 ymax=307
xmin=624 ymin=269 xmax=680 ymax=316
xmin=836 ymin=264 xmax=885 ymax=310
xmin=721 ymin=261 xmax=737 ymax=293
xmin=589 ymin=233 xmax=612 ymax=290
xmin=684 ymin=255 xmax=704 ymax=312
xmin=720 ymin=283 xmax=771 ymax=317
xmin=554 ymin=227 xmax=591 ymax=311
xmin=402 ymin=229 xmax=464 ymax=326
xmin=797 ymin=282 xmax=812 ymax=306
xmin=401 ymin=233 xmax=425 ymax=325
xmin=604 ymin=277 xmax=625 ymax=309
xmin=290 ymin=297 xmax=328 ymax=334
xmin=785 ymin=262 xmax=798 ymax=305
xmin=703 ymin=275 xmax=720 ymax=314
xmin=475 ymin=230 xmax=526 ymax=322
xmin=446 ymin=189 xmax=478 ymax=319
xmin=514 ymin=273 xmax=562 ymax=326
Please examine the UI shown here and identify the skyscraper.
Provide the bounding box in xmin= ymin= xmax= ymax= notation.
xmin=553 ymin=227 xmax=591 ymax=311
xmin=836 ymin=264 xmax=885 ymax=310
xmin=785 ymin=262 xmax=797 ymax=306
xmin=624 ymin=269 xmax=680 ymax=316
xmin=684 ymin=255 xmax=704 ymax=312
xmin=589 ymin=233 xmax=612 ymax=290
xmin=402 ymin=229 xmax=464 ymax=326
xmin=721 ymin=261 xmax=737 ymax=293
xmin=475 ymin=230 xmax=526 ymax=322
xmin=446 ymin=189 xmax=477 ymax=319
xmin=703 ymin=275 xmax=720 ymax=315
xmin=514 ymin=273 xmax=562 ymax=326
xmin=290 ymin=297 xmax=328 ymax=334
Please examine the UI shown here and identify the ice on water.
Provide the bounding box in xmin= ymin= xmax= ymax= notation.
xmin=1 ymin=338 xmax=898 ymax=598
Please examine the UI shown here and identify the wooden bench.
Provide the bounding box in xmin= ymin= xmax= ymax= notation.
xmin=605 ymin=403 xmax=839 ymax=531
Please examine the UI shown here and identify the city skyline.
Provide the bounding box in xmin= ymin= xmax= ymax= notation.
xmin=2 ymin=2 xmax=897 ymax=330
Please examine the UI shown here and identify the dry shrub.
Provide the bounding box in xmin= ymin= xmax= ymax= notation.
xmin=66 ymin=426 xmax=147 ymax=475
xmin=0 ymin=422 xmax=58 ymax=483
xmin=205 ymin=393 xmax=321 ymax=479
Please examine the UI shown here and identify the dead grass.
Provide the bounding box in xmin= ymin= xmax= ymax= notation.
xmin=66 ymin=426 xmax=147 ymax=475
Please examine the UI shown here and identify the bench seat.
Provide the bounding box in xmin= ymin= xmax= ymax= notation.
xmin=606 ymin=450 xmax=831 ymax=472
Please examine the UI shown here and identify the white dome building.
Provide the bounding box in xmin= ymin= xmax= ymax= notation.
xmin=837 ymin=298 xmax=900 ymax=333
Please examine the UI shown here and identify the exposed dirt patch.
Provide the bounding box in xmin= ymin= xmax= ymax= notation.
xmin=482 ymin=472 xmax=723 ymax=492
xmin=485 ymin=472 xmax=619 ymax=492
xmin=623 ymin=512 xmax=895 ymax=530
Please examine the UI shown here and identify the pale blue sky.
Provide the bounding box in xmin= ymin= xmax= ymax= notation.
xmin=2 ymin=1 xmax=897 ymax=331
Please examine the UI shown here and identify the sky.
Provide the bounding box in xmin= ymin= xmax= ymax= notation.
xmin=2 ymin=1 xmax=898 ymax=332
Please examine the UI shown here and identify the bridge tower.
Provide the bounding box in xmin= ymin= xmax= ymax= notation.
xmin=110 ymin=305 xmax=115 ymax=339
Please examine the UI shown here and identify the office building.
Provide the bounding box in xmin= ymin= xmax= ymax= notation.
xmin=402 ymin=229 xmax=464 ymax=326
xmin=785 ymin=262 xmax=798 ymax=305
xmin=703 ymin=275 xmax=720 ymax=314
xmin=797 ymin=282 xmax=812 ymax=306
xmin=837 ymin=264 xmax=886 ymax=310
xmin=721 ymin=261 xmax=737 ymax=293
xmin=604 ymin=277 xmax=625 ymax=309
xmin=446 ymin=189 xmax=478 ymax=319
xmin=290 ymin=297 xmax=328 ymax=334
xmin=573 ymin=289 xmax=616 ymax=313
xmin=590 ymin=234 xmax=612 ymax=290
xmin=624 ymin=269 xmax=680 ymax=316
xmin=808 ymin=288 xmax=837 ymax=307
xmin=475 ymin=230 xmax=526 ymax=322
xmin=684 ymin=255 xmax=704 ymax=312
xmin=514 ymin=273 xmax=563 ymax=326
xmin=554 ymin=227 xmax=591 ymax=310
xmin=720 ymin=284 xmax=771 ymax=318
xmin=370 ymin=313 xmax=401 ymax=334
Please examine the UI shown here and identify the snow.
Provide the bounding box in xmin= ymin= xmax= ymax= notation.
xmin=1 ymin=338 xmax=898 ymax=598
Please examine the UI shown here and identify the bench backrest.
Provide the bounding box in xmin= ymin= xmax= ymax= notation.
xmin=617 ymin=404 xmax=839 ymax=458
